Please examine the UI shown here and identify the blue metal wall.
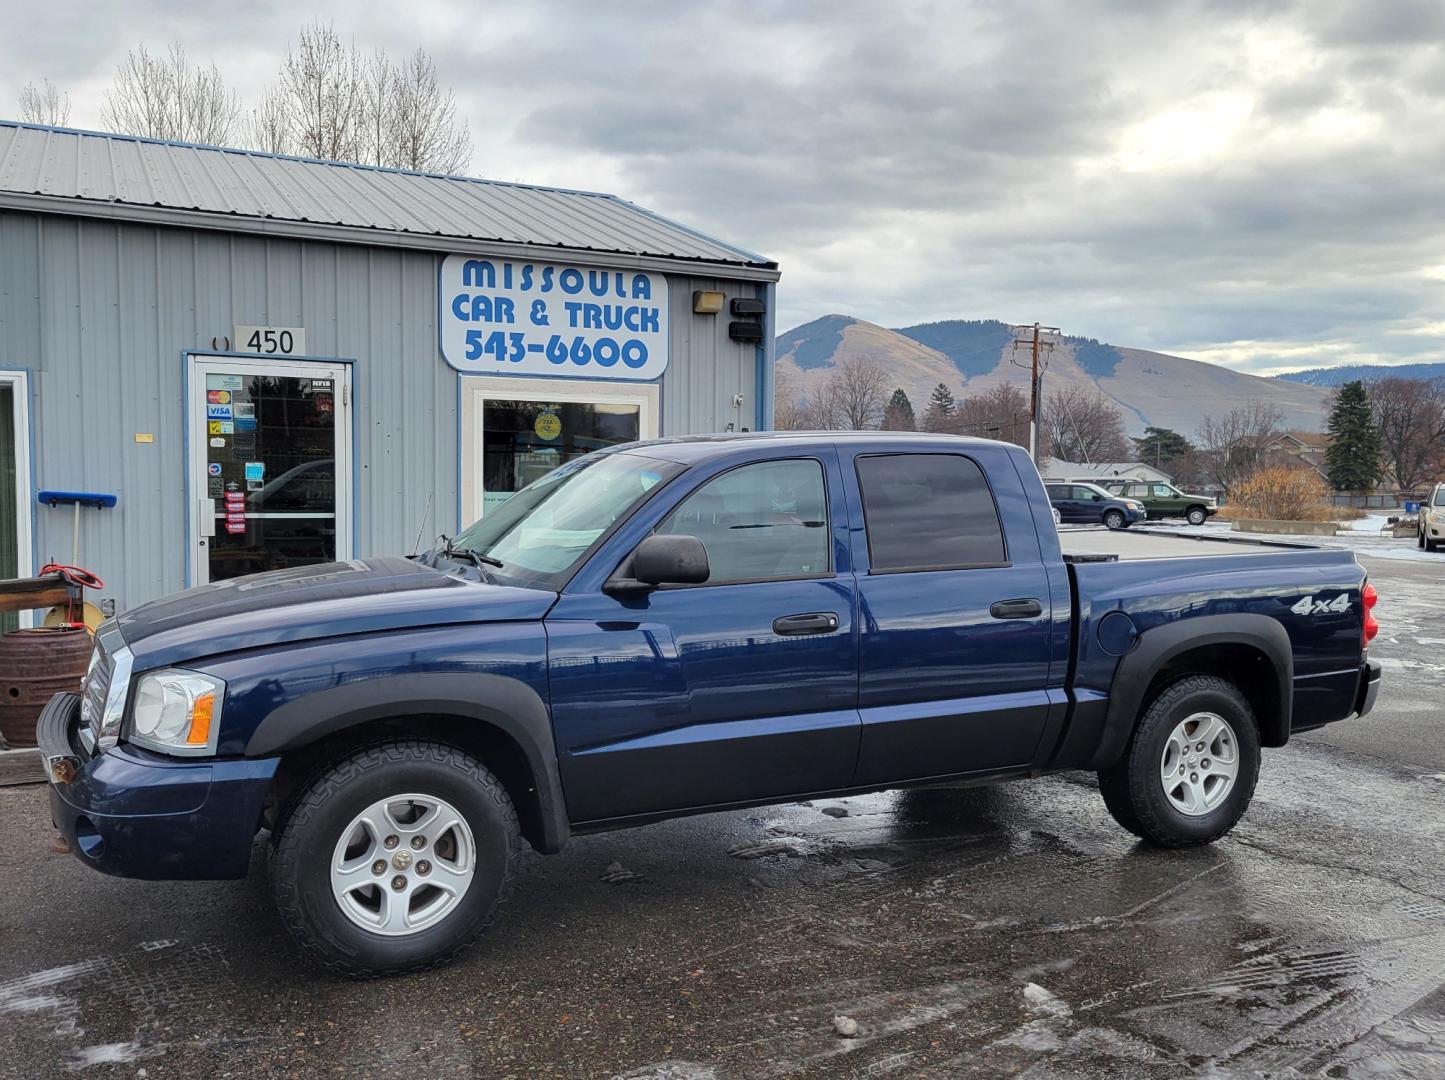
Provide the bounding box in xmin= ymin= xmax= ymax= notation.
xmin=0 ymin=210 xmax=768 ymax=612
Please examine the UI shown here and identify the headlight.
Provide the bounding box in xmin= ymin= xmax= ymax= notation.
xmin=128 ymin=669 xmax=225 ymax=756
xmin=1128 ymin=501 xmax=1143 ymax=510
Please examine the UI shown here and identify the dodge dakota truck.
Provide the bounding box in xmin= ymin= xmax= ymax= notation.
xmin=37 ymin=432 xmax=1381 ymax=977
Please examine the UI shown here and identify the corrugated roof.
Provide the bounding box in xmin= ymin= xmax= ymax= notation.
xmin=0 ymin=121 xmax=776 ymax=272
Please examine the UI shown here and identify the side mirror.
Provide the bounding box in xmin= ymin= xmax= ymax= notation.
xmin=1092 ymin=494 xmax=1103 ymax=501
xmin=604 ymin=534 xmax=711 ymax=595
xmin=637 ymin=534 xmax=710 ymax=584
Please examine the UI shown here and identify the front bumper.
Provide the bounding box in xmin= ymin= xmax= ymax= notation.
xmin=37 ymin=693 xmax=278 ymax=880
xmin=1124 ymin=507 xmax=1147 ymax=524
xmin=1354 ymin=658 xmax=1382 ymax=718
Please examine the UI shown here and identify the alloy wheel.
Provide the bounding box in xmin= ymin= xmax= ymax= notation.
xmin=1160 ymin=712 xmax=1239 ymax=817
xmin=330 ymin=793 xmax=477 ymax=936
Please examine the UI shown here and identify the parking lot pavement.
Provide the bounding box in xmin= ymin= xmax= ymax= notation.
xmin=2 ymin=538 xmax=1443 ymax=1078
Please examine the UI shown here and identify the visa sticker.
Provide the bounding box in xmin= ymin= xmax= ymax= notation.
xmin=207 ymin=404 xmax=233 ymax=420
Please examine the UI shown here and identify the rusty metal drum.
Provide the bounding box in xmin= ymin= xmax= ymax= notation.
xmin=0 ymin=627 xmax=92 ymax=749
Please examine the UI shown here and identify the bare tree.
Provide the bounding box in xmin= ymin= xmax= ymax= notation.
xmin=816 ymin=355 xmax=889 ymax=430
xmin=254 ymin=26 xmax=472 ymax=172
xmin=101 ymin=44 xmax=239 ymax=144
xmin=1044 ymin=385 xmax=1128 ymax=464
xmin=272 ymin=22 xmax=364 ymax=161
xmin=246 ymin=86 xmax=293 ymax=155
xmin=954 ymin=384 xmax=1034 ymax=450
xmin=390 ymin=48 xmax=472 ymax=172
xmin=1195 ymin=402 xmax=1285 ymax=495
xmin=19 ymin=79 xmax=70 ymax=125
xmin=355 ymin=51 xmax=396 ymax=168
xmin=1368 ymin=376 xmax=1445 ymax=491
xmin=772 ymin=365 xmax=812 ymax=430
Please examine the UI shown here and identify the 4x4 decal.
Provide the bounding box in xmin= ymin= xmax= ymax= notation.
xmin=1291 ymin=593 xmax=1351 ymax=616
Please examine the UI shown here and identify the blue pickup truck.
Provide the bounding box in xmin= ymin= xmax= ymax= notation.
xmin=38 ymin=432 xmax=1381 ymax=977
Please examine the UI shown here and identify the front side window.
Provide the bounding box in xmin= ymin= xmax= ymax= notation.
xmin=1432 ymin=486 xmax=1445 ymax=507
xmin=1152 ymin=484 xmax=1176 ymax=497
xmin=451 ymin=450 xmax=682 ymax=588
xmin=655 ymin=459 xmax=829 ymax=584
xmin=855 ymin=453 xmax=1006 ymax=572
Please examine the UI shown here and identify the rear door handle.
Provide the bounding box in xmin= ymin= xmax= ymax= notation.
xmin=773 ymin=612 xmax=840 ymax=635
xmin=990 ymin=598 xmax=1042 ymax=620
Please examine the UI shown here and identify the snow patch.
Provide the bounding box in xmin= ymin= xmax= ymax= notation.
xmin=68 ymin=1042 xmax=145 ymax=1069
xmin=1023 ymin=982 xmax=1071 ymax=1017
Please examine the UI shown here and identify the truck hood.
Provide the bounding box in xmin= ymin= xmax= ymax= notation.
xmin=115 ymin=556 xmax=555 ymax=671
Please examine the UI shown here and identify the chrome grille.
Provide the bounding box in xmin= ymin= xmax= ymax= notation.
xmin=78 ymin=621 xmax=126 ymax=752
xmin=78 ymin=636 xmax=112 ymax=731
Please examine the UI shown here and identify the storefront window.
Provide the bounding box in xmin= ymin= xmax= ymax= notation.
xmin=481 ymin=399 xmax=642 ymax=513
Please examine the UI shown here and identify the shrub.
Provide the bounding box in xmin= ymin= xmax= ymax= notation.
xmin=1230 ymin=466 xmax=1334 ymax=521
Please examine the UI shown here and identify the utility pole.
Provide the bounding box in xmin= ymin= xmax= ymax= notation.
xmin=1010 ymin=323 xmax=1059 ymax=462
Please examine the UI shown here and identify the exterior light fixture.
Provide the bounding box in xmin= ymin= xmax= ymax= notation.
xmin=693 ymin=290 xmax=725 ymax=314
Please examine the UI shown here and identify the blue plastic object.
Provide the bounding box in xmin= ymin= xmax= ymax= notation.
xmin=37 ymin=490 xmax=118 ymax=508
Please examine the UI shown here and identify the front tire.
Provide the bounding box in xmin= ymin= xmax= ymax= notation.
xmin=1103 ymin=509 xmax=1126 ymax=530
xmin=1186 ymin=506 xmax=1208 ymax=526
xmin=270 ymin=740 xmax=522 ymax=978
xmin=1098 ymin=675 xmax=1260 ymax=847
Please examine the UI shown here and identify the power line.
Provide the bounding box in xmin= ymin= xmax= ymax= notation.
xmin=1010 ymin=323 xmax=1059 ymax=462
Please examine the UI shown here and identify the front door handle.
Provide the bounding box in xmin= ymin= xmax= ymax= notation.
xmin=773 ymin=612 xmax=840 ymax=635
xmin=990 ymin=598 xmax=1043 ymax=620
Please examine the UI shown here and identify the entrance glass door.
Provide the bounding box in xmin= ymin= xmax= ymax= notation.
xmin=189 ymin=358 xmax=351 ymax=584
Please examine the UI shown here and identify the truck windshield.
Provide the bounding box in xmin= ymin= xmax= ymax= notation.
xmin=449 ymin=451 xmax=683 ymax=589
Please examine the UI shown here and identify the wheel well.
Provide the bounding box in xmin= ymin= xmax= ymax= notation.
xmin=263 ymin=714 xmax=549 ymax=852
xmin=1141 ymin=644 xmax=1285 ymax=746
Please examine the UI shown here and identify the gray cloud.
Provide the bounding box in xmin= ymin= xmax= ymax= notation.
xmin=2 ymin=0 xmax=1442 ymax=375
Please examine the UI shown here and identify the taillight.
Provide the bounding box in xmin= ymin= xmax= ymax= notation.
xmin=1362 ymin=581 xmax=1378 ymax=646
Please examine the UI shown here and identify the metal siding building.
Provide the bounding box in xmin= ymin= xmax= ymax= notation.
xmin=0 ymin=123 xmax=779 ymax=614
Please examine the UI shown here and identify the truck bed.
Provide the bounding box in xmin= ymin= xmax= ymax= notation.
xmin=1060 ymin=527 xmax=1320 ymax=561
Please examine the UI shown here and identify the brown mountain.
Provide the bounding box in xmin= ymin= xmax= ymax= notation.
xmin=776 ymin=315 xmax=1331 ymax=436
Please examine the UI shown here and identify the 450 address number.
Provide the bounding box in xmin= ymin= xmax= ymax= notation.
xmin=465 ymin=330 xmax=650 ymax=370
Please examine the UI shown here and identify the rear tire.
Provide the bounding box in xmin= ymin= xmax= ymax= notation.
xmin=1103 ymin=509 xmax=1126 ymax=531
xmin=270 ymin=739 xmax=522 ymax=978
xmin=1186 ymin=506 xmax=1208 ymax=526
xmin=1098 ymin=675 xmax=1260 ymax=847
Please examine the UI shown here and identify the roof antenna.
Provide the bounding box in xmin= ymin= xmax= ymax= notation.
xmin=411 ymin=492 xmax=434 ymax=556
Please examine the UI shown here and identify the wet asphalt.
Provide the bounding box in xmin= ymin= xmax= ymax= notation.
xmin=1 ymin=539 xmax=1443 ymax=1078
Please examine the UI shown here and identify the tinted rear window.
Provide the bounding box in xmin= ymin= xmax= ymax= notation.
xmin=855 ymin=453 xmax=1007 ymax=571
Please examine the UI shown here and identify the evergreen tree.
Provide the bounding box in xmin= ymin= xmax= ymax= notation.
xmin=922 ymin=382 xmax=956 ymax=432
xmin=882 ymin=387 xmax=915 ymax=430
xmin=1324 ymin=380 xmax=1382 ymax=491
xmin=1130 ymin=426 xmax=1193 ymax=469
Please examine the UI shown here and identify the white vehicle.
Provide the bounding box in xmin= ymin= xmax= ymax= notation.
xmin=1419 ymin=483 xmax=1445 ymax=552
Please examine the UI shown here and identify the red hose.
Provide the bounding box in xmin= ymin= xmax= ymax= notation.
xmin=39 ymin=563 xmax=105 ymax=590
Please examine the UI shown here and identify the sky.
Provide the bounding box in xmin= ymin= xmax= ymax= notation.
xmin=2 ymin=0 xmax=1443 ymax=376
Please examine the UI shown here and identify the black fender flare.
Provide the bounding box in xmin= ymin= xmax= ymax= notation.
xmin=1087 ymin=613 xmax=1293 ymax=770
xmin=246 ymin=673 xmax=570 ymax=853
